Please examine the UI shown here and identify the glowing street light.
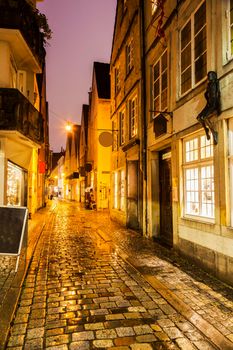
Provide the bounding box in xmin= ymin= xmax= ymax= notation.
xmin=65 ymin=122 xmax=72 ymax=132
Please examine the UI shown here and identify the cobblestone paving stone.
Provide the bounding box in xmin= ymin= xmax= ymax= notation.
xmin=5 ymin=201 xmax=233 ymax=349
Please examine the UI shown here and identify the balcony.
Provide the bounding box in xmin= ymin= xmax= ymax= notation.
xmin=0 ymin=0 xmax=45 ymax=66
xmin=0 ymin=88 xmax=44 ymax=144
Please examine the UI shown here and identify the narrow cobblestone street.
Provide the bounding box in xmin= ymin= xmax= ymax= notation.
xmin=5 ymin=200 xmax=233 ymax=350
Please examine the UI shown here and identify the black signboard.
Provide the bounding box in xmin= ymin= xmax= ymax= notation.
xmin=0 ymin=206 xmax=28 ymax=271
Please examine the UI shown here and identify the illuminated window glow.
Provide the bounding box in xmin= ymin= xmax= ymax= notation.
xmin=183 ymin=133 xmax=215 ymax=219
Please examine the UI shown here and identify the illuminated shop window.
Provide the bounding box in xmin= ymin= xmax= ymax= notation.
xmin=180 ymin=1 xmax=207 ymax=95
xmin=183 ymin=133 xmax=215 ymax=219
xmin=7 ymin=162 xmax=23 ymax=206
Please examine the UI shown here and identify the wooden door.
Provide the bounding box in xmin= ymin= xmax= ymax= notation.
xmin=159 ymin=149 xmax=173 ymax=246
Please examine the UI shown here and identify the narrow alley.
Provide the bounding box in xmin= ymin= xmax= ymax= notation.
xmin=5 ymin=201 xmax=233 ymax=350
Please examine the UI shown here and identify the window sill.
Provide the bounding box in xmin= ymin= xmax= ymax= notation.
xmin=180 ymin=215 xmax=215 ymax=226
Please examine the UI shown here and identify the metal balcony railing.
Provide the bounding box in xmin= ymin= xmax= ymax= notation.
xmin=0 ymin=88 xmax=44 ymax=144
xmin=0 ymin=0 xmax=45 ymax=65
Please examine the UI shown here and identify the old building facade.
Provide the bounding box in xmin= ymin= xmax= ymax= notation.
xmin=0 ymin=0 xmax=49 ymax=215
xmin=110 ymin=0 xmax=144 ymax=230
xmin=142 ymin=0 xmax=233 ymax=285
xmin=108 ymin=0 xmax=233 ymax=285
xmin=86 ymin=62 xmax=111 ymax=210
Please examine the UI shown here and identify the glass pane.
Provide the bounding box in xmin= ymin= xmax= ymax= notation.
xmin=185 ymin=138 xmax=198 ymax=162
xmin=185 ymin=168 xmax=199 ymax=215
xmin=154 ymin=80 xmax=160 ymax=98
xmin=194 ymin=1 xmax=206 ymax=34
xmin=195 ymin=53 xmax=207 ymax=83
xmin=181 ymin=44 xmax=191 ymax=72
xmin=195 ymin=28 xmax=206 ymax=59
xmin=161 ymin=51 xmax=167 ymax=71
xmin=161 ymin=72 xmax=167 ymax=90
xmin=181 ymin=21 xmax=191 ymax=49
xmin=154 ymin=96 xmax=160 ymax=111
xmin=181 ymin=67 xmax=192 ymax=94
xmin=201 ymin=165 xmax=215 ymax=218
xmin=200 ymin=135 xmax=213 ymax=158
xmin=153 ymin=63 xmax=160 ymax=80
xmin=161 ymin=89 xmax=167 ymax=110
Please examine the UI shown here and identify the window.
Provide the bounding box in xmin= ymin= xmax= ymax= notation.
xmin=183 ymin=133 xmax=215 ymax=219
xmin=126 ymin=39 xmax=133 ymax=75
xmin=112 ymin=120 xmax=118 ymax=151
xmin=180 ymin=1 xmax=207 ymax=95
xmin=152 ymin=50 xmax=167 ymax=117
xmin=152 ymin=0 xmax=157 ymax=15
xmin=228 ymin=119 xmax=233 ymax=225
xmin=120 ymin=109 xmax=126 ymax=145
xmin=129 ymin=95 xmax=137 ymax=138
xmin=115 ymin=67 xmax=120 ymax=94
xmin=226 ymin=0 xmax=233 ymax=59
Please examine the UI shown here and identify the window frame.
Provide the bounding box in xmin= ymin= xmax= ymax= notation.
xmin=119 ymin=109 xmax=126 ymax=145
xmin=129 ymin=95 xmax=138 ymax=139
xmin=179 ymin=0 xmax=207 ymax=96
xmin=115 ymin=66 xmax=120 ymax=95
xmin=225 ymin=0 xmax=233 ymax=61
xmin=126 ymin=39 xmax=133 ymax=76
xmin=112 ymin=119 xmax=118 ymax=151
xmin=152 ymin=50 xmax=168 ymax=119
xmin=182 ymin=132 xmax=215 ymax=222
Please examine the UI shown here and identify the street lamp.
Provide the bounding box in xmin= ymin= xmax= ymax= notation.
xmin=65 ymin=122 xmax=72 ymax=132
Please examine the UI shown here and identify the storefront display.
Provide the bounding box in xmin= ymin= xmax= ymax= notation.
xmin=7 ymin=162 xmax=24 ymax=206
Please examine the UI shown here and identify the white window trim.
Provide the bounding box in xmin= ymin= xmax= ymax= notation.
xmin=152 ymin=50 xmax=168 ymax=118
xmin=224 ymin=0 xmax=233 ymax=63
xmin=179 ymin=0 xmax=207 ymax=97
xmin=182 ymin=132 xmax=215 ymax=223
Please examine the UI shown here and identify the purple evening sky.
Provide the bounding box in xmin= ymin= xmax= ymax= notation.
xmin=37 ymin=0 xmax=117 ymax=152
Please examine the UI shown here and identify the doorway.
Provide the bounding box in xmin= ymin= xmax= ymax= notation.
xmin=127 ymin=160 xmax=139 ymax=230
xmin=159 ymin=149 xmax=173 ymax=246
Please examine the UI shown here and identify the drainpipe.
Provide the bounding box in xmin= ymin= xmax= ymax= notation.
xmin=139 ymin=0 xmax=148 ymax=236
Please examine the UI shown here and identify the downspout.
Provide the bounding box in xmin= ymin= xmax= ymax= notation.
xmin=139 ymin=0 xmax=148 ymax=236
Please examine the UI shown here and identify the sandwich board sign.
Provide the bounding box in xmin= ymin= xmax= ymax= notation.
xmin=0 ymin=206 xmax=28 ymax=272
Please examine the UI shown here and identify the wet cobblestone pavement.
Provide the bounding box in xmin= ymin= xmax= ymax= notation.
xmin=5 ymin=201 xmax=233 ymax=349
